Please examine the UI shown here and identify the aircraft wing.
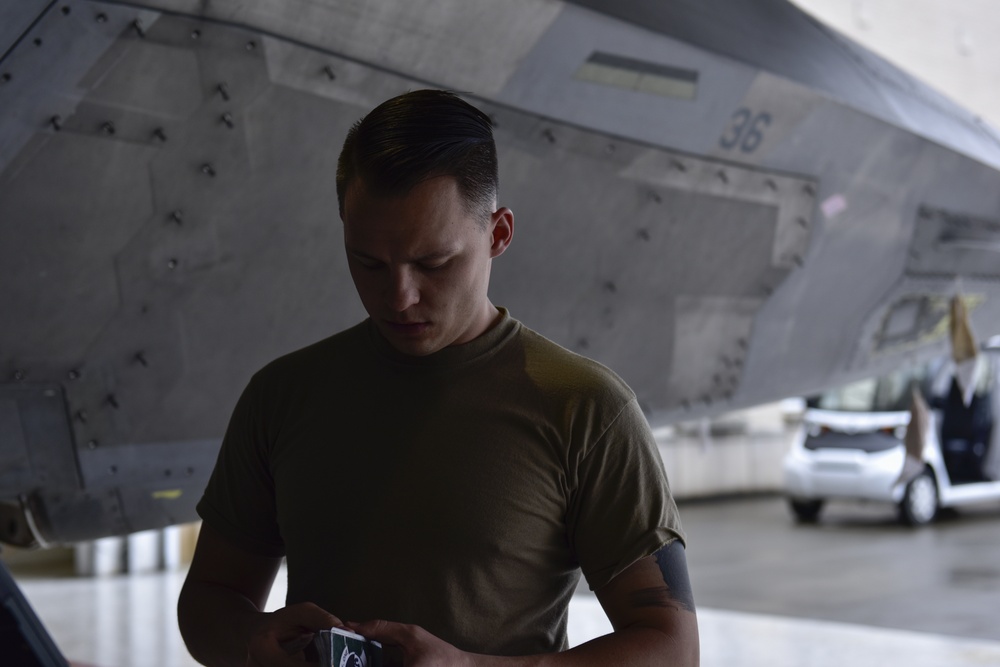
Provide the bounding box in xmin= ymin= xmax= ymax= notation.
xmin=2 ymin=0 xmax=1000 ymax=544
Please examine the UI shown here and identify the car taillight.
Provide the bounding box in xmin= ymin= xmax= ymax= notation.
xmin=807 ymin=424 xmax=832 ymax=437
xmin=878 ymin=426 xmax=906 ymax=439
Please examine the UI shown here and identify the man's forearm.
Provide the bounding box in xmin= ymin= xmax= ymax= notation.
xmin=177 ymin=578 xmax=267 ymax=667
xmin=474 ymin=625 xmax=698 ymax=667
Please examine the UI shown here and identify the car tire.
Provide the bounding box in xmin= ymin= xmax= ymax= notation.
xmin=788 ymin=498 xmax=824 ymax=523
xmin=898 ymin=470 xmax=938 ymax=526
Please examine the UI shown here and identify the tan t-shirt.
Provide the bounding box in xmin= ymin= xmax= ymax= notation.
xmin=197 ymin=309 xmax=683 ymax=655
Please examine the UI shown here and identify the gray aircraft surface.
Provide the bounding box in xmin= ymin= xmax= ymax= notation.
xmin=2 ymin=0 xmax=1000 ymax=548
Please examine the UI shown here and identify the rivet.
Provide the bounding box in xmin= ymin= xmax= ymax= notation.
xmin=13 ymin=369 xmax=25 ymax=381
xmin=49 ymin=115 xmax=62 ymax=131
xmin=95 ymin=13 xmax=107 ymax=23
xmin=153 ymin=127 xmax=167 ymax=142
xmin=87 ymin=439 xmax=98 ymax=450
xmin=67 ymin=369 xmax=80 ymax=380
xmin=131 ymin=19 xmax=145 ymax=38
xmin=717 ymin=170 xmax=729 ymax=184
xmin=648 ymin=191 xmax=662 ymax=204
xmin=201 ymin=163 xmax=216 ymax=177
xmin=62 ymin=6 xmax=71 ymax=15
xmin=803 ymin=184 xmax=816 ymax=197
xmin=765 ymin=179 xmax=778 ymax=191
xmin=76 ymin=410 xmax=88 ymax=424
xmin=797 ymin=217 xmax=808 ymax=228
xmin=101 ymin=121 xmax=116 ymax=135
xmin=221 ymin=112 xmax=234 ymax=129
xmin=167 ymin=258 xmax=178 ymax=269
xmin=323 ymin=65 xmax=336 ymax=80
xmin=670 ymin=159 xmax=687 ymax=172
xmin=737 ymin=338 xmax=748 ymax=349
xmin=33 ymin=38 xmax=43 ymax=47
xmin=542 ymin=128 xmax=555 ymax=143
xmin=186 ymin=467 xmax=195 ymax=475
xmin=636 ymin=229 xmax=650 ymax=242
xmin=216 ymin=83 xmax=230 ymax=101
xmin=576 ymin=338 xmax=589 ymax=350
xmin=109 ymin=465 xmax=118 ymax=475
xmin=134 ymin=351 xmax=149 ymax=367
xmin=164 ymin=469 xmax=172 ymax=477
xmin=170 ymin=210 xmax=183 ymax=225
xmin=190 ymin=29 xmax=201 ymax=39
xmin=245 ymin=40 xmax=256 ymax=51
xmin=603 ymin=281 xmax=617 ymax=293
xmin=1 ymin=73 xmax=10 ymax=83
xmin=105 ymin=394 xmax=120 ymax=409
xmin=793 ymin=255 xmax=804 ymax=267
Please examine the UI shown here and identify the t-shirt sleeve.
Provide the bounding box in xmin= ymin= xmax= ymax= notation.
xmin=197 ymin=372 xmax=286 ymax=557
xmin=566 ymin=396 xmax=684 ymax=592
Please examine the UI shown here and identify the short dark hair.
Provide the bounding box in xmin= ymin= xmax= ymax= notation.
xmin=336 ymin=90 xmax=499 ymax=221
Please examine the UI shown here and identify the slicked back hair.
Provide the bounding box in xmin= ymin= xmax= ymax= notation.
xmin=336 ymin=90 xmax=499 ymax=225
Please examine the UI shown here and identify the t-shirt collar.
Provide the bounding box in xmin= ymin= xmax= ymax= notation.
xmin=367 ymin=307 xmax=518 ymax=369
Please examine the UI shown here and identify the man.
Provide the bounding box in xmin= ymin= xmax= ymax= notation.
xmin=178 ymin=90 xmax=699 ymax=666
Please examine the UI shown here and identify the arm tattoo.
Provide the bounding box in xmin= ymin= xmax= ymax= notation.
xmin=628 ymin=541 xmax=696 ymax=613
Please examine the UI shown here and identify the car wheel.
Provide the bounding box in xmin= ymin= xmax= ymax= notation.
xmin=899 ymin=470 xmax=937 ymax=526
xmin=788 ymin=498 xmax=824 ymax=523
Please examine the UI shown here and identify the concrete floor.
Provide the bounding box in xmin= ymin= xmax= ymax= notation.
xmin=678 ymin=494 xmax=1000 ymax=643
xmin=10 ymin=494 xmax=1000 ymax=666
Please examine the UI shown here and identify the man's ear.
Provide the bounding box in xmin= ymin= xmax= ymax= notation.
xmin=489 ymin=207 xmax=514 ymax=258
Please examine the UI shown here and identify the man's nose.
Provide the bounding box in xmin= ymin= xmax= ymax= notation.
xmin=386 ymin=266 xmax=419 ymax=312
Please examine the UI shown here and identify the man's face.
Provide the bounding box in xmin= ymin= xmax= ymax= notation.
xmin=342 ymin=176 xmax=513 ymax=356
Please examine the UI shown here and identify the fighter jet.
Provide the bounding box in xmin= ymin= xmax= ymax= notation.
xmin=2 ymin=0 xmax=999 ymax=547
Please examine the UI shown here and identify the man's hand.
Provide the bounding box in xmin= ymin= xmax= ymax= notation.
xmin=247 ymin=602 xmax=344 ymax=666
xmin=346 ymin=620 xmax=475 ymax=667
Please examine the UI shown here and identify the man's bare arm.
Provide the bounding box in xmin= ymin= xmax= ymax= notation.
xmin=177 ymin=522 xmax=342 ymax=667
xmin=350 ymin=540 xmax=699 ymax=667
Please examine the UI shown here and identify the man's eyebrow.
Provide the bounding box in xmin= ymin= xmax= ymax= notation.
xmin=345 ymin=248 xmax=456 ymax=263
xmin=345 ymin=248 xmax=379 ymax=261
xmin=414 ymin=249 xmax=455 ymax=262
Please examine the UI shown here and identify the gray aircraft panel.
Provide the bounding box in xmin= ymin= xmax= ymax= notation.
xmin=134 ymin=0 xmax=563 ymax=96
xmin=0 ymin=3 xmax=158 ymax=173
xmin=566 ymin=0 xmax=1000 ymax=171
xmin=497 ymin=4 xmax=758 ymax=159
xmin=0 ymin=1 xmax=53 ymax=60
xmin=0 ymin=133 xmax=158 ymax=365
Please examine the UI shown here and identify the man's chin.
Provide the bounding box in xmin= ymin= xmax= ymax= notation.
xmin=378 ymin=324 xmax=440 ymax=356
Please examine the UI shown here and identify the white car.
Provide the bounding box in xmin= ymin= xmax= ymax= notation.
xmin=783 ymin=341 xmax=1000 ymax=525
